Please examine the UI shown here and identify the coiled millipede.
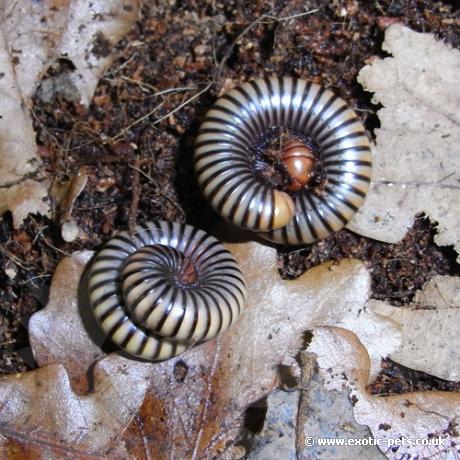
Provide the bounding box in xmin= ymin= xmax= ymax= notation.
xmin=88 ymin=221 xmax=247 ymax=360
xmin=194 ymin=76 xmax=372 ymax=245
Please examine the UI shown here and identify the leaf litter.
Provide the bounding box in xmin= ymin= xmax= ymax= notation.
xmin=349 ymin=24 xmax=460 ymax=261
xmin=0 ymin=2 xmax=459 ymax=460
xmin=1 ymin=235 xmax=398 ymax=458
xmin=369 ymin=275 xmax=460 ymax=382
xmin=8 ymin=231 xmax=459 ymax=459
xmin=0 ymin=0 xmax=140 ymax=228
xmin=308 ymin=327 xmax=460 ymax=460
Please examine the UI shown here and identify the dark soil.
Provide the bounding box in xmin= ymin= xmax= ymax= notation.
xmin=1 ymin=0 xmax=459 ymax=399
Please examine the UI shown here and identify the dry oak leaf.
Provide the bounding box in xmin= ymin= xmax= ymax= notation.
xmin=369 ymin=275 xmax=460 ymax=381
xmin=0 ymin=251 xmax=152 ymax=458
xmin=309 ymin=327 xmax=460 ymax=460
xmin=348 ymin=24 xmax=460 ymax=260
xmin=0 ymin=28 xmax=48 ymax=223
xmin=0 ymin=0 xmax=139 ymax=227
xmin=1 ymin=0 xmax=140 ymax=104
xmin=28 ymin=251 xmax=106 ymax=391
xmin=0 ymin=357 xmax=151 ymax=459
xmin=0 ymin=180 xmax=49 ymax=228
xmin=23 ymin=239 xmax=400 ymax=458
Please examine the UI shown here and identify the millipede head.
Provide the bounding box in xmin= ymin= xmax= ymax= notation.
xmin=281 ymin=140 xmax=317 ymax=192
xmin=194 ymin=76 xmax=372 ymax=245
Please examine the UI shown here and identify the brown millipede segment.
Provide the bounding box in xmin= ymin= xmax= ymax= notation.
xmin=88 ymin=221 xmax=247 ymax=361
xmin=194 ymin=76 xmax=372 ymax=245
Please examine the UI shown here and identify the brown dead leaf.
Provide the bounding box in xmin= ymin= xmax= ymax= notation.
xmin=309 ymin=327 xmax=460 ymax=459
xmin=23 ymin=238 xmax=401 ymax=458
xmin=10 ymin=237 xmax=458 ymax=458
xmin=370 ymin=275 xmax=460 ymax=381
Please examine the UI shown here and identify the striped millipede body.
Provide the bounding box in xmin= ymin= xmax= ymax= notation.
xmin=88 ymin=221 xmax=247 ymax=361
xmin=194 ymin=76 xmax=372 ymax=245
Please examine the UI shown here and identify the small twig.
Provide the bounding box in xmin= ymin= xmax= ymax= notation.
xmin=103 ymin=78 xmax=194 ymax=97
xmin=73 ymin=202 xmax=113 ymax=211
xmin=128 ymin=164 xmax=182 ymax=211
xmin=29 ymin=28 xmax=61 ymax=36
xmin=106 ymin=52 xmax=139 ymax=77
xmin=354 ymin=108 xmax=376 ymax=114
xmin=32 ymin=225 xmax=49 ymax=246
xmin=128 ymin=160 xmax=141 ymax=232
xmin=96 ymin=8 xmax=320 ymax=147
xmin=216 ymin=15 xmax=269 ymax=81
xmin=216 ymin=8 xmax=318 ymax=84
xmin=260 ymin=9 xmax=319 ymax=23
xmin=1 ymin=0 xmax=20 ymax=22
xmin=149 ymin=83 xmax=213 ymax=128
xmin=106 ymin=102 xmax=164 ymax=144
xmin=21 ymin=274 xmax=51 ymax=285
xmin=0 ymin=246 xmax=31 ymax=270
xmin=129 ymin=164 xmax=155 ymax=183
xmin=62 ymin=120 xmax=111 ymax=158
xmin=39 ymin=236 xmax=71 ymax=255
xmin=145 ymin=86 xmax=197 ymax=98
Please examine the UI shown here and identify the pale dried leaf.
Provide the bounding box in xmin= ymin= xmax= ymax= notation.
xmin=369 ymin=275 xmax=460 ymax=381
xmin=0 ymin=180 xmax=50 ymax=226
xmin=309 ymin=327 xmax=460 ymax=459
xmin=0 ymin=249 xmax=151 ymax=457
xmin=28 ymin=251 xmax=106 ymax=390
xmin=1 ymin=0 xmax=140 ymax=104
xmin=58 ymin=0 xmax=140 ymax=106
xmin=348 ymin=24 xmax=460 ymax=260
xmin=0 ymin=30 xmax=39 ymax=184
xmin=0 ymin=356 xmax=151 ymax=458
xmin=0 ymin=0 xmax=139 ymax=227
xmin=1 ymin=1 xmax=70 ymax=99
xmin=24 ymin=239 xmax=401 ymax=458
xmin=0 ymin=26 xmax=47 ymax=225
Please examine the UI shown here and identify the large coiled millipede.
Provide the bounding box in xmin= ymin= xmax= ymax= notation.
xmin=88 ymin=221 xmax=247 ymax=361
xmin=194 ymin=76 xmax=372 ymax=245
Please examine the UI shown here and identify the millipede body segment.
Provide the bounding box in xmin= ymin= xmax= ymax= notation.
xmin=194 ymin=76 xmax=372 ymax=245
xmin=88 ymin=221 xmax=247 ymax=361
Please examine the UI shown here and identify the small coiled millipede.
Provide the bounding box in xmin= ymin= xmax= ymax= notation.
xmin=88 ymin=221 xmax=247 ymax=360
xmin=194 ymin=76 xmax=372 ymax=245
